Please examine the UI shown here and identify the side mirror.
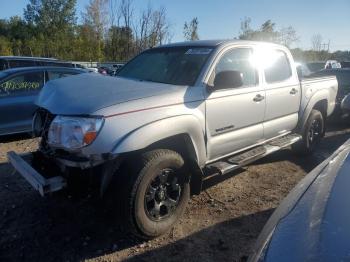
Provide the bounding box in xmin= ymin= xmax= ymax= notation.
xmin=213 ymin=70 xmax=243 ymax=90
xmin=296 ymin=65 xmax=303 ymax=79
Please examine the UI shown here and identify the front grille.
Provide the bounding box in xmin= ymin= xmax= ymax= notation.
xmin=35 ymin=108 xmax=55 ymax=152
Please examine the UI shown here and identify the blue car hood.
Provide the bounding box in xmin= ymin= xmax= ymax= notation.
xmin=36 ymin=73 xmax=185 ymax=115
xmin=249 ymin=139 xmax=350 ymax=262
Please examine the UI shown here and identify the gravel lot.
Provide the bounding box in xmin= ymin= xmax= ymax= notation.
xmin=1 ymin=121 xmax=350 ymax=262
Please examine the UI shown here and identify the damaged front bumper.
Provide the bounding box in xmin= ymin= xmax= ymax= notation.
xmin=7 ymin=150 xmax=121 ymax=197
xmin=7 ymin=151 xmax=67 ymax=196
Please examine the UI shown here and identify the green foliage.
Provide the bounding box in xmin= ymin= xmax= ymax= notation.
xmin=0 ymin=36 xmax=12 ymax=56
xmin=239 ymin=17 xmax=298 ymax=48
xmin=291 ymin=48 xmax=331 ymax=62
xmin=0 ymin=3 xmax=348 ymax=64
xmin=105 ymin=26 xmax=134 ymax=61
xmin=238 ymin=17 xmax=350 ymax=62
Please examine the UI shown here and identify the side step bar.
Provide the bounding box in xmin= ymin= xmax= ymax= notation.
xmin=205 ymin=133 xmax=301 ymax=178
xmin=7 ymin=151 xmax=67 ymax=196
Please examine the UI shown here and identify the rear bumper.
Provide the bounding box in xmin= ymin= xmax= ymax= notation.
xmin=7 ymin=151 xmax=67 ymax=196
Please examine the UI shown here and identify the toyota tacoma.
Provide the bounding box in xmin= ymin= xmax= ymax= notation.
xmin=8 ymin=40 xmax=338 ymax=239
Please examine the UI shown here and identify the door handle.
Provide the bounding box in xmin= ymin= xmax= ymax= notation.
xmin=253 ymin=94 xmax=265 ymax=102
xmin=290 ymin=88 xmax=298 ymax=95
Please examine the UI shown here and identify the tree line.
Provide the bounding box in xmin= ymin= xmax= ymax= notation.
xmin=238 ymin=17 xmax=350 ymax=62
xmin=0 ymin=0 xmax=176 ymax=62
xmin=0 ymin=0 xmax=348 ymax=63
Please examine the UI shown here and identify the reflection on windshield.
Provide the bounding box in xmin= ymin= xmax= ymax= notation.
xmin=117 ymin=47 xmax=213 ymax=86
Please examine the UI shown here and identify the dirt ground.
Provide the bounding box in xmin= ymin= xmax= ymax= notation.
xmin=1 ymin=122 xmax=350 ymax=262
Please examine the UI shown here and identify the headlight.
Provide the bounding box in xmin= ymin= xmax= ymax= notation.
xmin=48 ymin=116 xmax=104 ymax=150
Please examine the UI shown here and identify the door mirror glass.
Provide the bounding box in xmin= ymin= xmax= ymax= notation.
xmin=213 ymin=70 xmax=243 ymax=90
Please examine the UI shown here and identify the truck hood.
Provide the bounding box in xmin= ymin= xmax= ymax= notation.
xmin=36 ymin=73 xmax=186 ymax=115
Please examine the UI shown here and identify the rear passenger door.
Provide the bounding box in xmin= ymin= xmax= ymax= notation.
xmin=0 ymin=71 xmax=45 ymax=135
xmin=261 ymin=48 xmax=301 ymax=139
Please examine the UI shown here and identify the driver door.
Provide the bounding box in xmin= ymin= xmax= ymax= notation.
xmin=205 ymin=47 xmax=265 ymax=161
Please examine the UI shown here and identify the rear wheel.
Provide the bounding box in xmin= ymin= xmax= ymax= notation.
xmin=120 ymin=149 xmax=190 ymax=239
xmin=293 ymin=109 xmax=324 ymax=155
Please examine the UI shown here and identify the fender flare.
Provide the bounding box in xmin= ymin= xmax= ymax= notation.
xmin=112 ymin=115 xmax=207 ymax=167
xmin=297 ymin=90 xmax=329 ymax=133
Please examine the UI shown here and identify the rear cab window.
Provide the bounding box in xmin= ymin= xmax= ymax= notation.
xmin=0 ymin=71 xmax=44 ymax=97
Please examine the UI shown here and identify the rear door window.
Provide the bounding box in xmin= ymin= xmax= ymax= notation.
xmin=42 ymin=61 xmax=72 ymax=67
xmin=47 ymin=70 xmax=79 ymax=81
xmin=264 ymin=50 xmax=292 ymax=83
xmin=0 ymin=71 xmax=44 ymax=96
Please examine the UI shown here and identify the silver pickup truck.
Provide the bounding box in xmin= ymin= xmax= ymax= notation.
xmin=8 ymin=40 xmax=338 ymax=239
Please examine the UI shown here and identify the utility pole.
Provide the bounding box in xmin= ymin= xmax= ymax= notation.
xmin=321 ymin=40 xmax=330 ymax=52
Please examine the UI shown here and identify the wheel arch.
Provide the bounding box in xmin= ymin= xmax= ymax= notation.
xmin=143 ymin=134 xmax=204 ymax=195
xmin=112 ymin=116 xmax=206 ymax=195
xmin=297 ymin=97 xmax=328 ymax=134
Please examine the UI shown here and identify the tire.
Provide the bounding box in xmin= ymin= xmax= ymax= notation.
xmin=120 ymin=149 xmax=190 ymax=239
xmin=292 ymin=109 xmax=324 ymax=155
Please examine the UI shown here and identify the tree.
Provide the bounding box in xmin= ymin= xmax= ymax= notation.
xmin=108 ymin=0 xmax=122 ymax=27
xmin=239 ymin=17 xmax=298 ymax=47
xmin=239 ymin=17 xmax=253 ymax=40
xmin=105 ymin=25 xmax=133 ymax=61
xmin=0 ymin=0 xmax=176 ymax=61
xmin=149 ymin=7 xmax=171 ymax=46
xmin=183 ymin=17 xmax=199 ymax=41
xmin=82 ymin=0 xmax=109 ymax=61
xmin=120 ymin=0 xmax=134 ymax=56
xmin=23 ymin=0 xmax=77 ymax=58
xmin=0 ymin=36 xmax=12 ymax=56
xmin=280 ymin=26 xmax=299 ymax=48
xmin=134 ymin=5 xmax=171 ymax=53
xmin=311 ymin=34 xmax=323 ymax=51
xmin=239 ymin=19 xmax=279 ymax=43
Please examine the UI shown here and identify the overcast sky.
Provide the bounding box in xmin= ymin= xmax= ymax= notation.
xmin=2 ymin=0 xmax=349 ymax=51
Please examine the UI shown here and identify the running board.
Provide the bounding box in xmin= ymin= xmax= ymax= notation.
xmin=204 ymin=133 xmax=301 ymax=178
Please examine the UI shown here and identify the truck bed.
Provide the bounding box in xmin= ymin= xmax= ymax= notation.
xmin=300 ymin=75 xmax=338 ymax=117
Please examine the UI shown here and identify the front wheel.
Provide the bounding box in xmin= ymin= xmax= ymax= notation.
xmin=121 ymin=149 xmax=190 ymax=239
xmin=292 ymin=109 xmax=324 ymax=155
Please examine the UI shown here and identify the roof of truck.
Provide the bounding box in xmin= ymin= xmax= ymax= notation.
xmin=158 ymin=39 xmax=280 ymax=48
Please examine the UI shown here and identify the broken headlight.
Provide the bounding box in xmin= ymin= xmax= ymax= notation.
xmin=48 ymin=116 xmax=104 ymax=150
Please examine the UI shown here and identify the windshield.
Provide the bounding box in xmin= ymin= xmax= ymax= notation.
xmin=117 ymin=47 xmax=213 ymax=86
